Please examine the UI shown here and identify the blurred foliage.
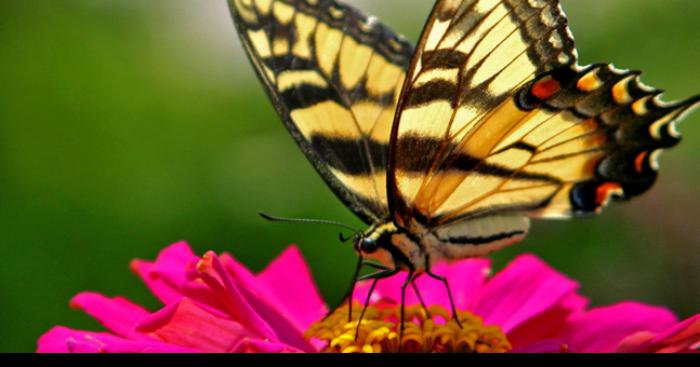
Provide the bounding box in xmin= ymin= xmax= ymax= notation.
xmin=0 ymin=0 xmax=699 ymax=352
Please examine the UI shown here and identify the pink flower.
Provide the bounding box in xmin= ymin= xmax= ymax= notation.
xmin=38 ymin=242 xmax=327 ymax=353
xmin=37 ymin=242 xmax=700 ymax=353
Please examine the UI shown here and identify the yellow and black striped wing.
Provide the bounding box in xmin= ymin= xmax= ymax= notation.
xmin=388 ymin=0 xmax=699 ymax=229
xmin=228 ymin=0 xmax=413 ymax=224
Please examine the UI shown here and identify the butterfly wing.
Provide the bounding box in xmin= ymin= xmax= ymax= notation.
xmin=388 ymin=0 xmax=699 ymax=243
xmin=228 ymin=0 xmax=413 ymax=224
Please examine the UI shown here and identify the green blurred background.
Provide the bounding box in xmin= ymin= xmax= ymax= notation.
xmin=1 ymin=0 xmax=699 ymax=352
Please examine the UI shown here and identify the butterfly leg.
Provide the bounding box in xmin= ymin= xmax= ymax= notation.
xmin=410 ymin=274 xmax=431 ymax=318
xmin=345 ymin=260 xmax=391 ymax=321
xmin=426 ymin=271 xmax=463 ymax=329
xmin=345 ymin=256 xmax=364 ymax=322
xmin=354 ymin=268 xmax=399 ymax=340
xmin=399 ymin=270 xmax=416 ymax=351
xmin=321 ymin=255 xmax=364 ymax=322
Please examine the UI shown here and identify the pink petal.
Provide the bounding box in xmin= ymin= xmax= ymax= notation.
xmin=214 ymin=253 xmax=318 ymax=352
xmin=510 ymin=339 xmax=570 ymax=353
xmin=102 ymin=340 xmax=200 ymax=353
xmin=255 ymin=246 xmax=328 ymax=329
xmin=506 ymin=293 xmax=588 ymax=349
xmin=615 ymin=331 xmax=656 ymax=353
xmin=132 ymin=242 xmax=234 ymax=316
xmin=130 ymin=241 xmax=198 ymax=304
xmin=474 ymin=254 xmax=580 ymax=333
xmin=217 ymin=249 xmax=316 ymax=332
xmin=617 ymin=313 xmax=700 ymax=353
xmin=194 ymin=252 xmax=277 ymax=338
xmin=353 ymin=258 xmax=491 ymax=313
xmin=558 ymin=302 xmax=678 ymax=353
xmin=231 ymin=338 xmax=304 ymax=353
xmin=69 ymin=292 xmax=151 ymax=340
xmin=425 ymin=257 xmax=491 ymax=310
xmin=37 ymin=326 xmax=197 ymax=353
xmin=218 ymin=251 xmax=300 ymax=322
xmin=354 ymin=272 xmax=406 ymax=306
xmin=196 ymin=252 xmax=316 ymax=352
xmin=37 ymin=327 xmax=105 ymax=353
xmin=135 ymin=298 xmax=252 ymax=352
xmin=216 ymin=253 xmax=284 ymax=322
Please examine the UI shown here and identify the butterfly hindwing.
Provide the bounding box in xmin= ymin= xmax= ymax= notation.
xmin=519 ymin=64 xmax=700 ymax=218
xmin=228 ymin=0 xmax=413 ymax=224
xmin=388 ymin=0 xmax=699 ymax=237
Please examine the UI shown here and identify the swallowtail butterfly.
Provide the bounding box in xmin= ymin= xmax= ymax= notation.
xmin=227 ymin=0 xmax=699 ymax=327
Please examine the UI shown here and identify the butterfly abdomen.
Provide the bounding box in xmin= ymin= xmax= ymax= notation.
xmin=426 ymin=214 xmax=530 ymax=263
xmin=357 ymin=215 xmax=531 ymax=272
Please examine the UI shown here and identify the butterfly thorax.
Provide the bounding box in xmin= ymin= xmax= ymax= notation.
xmin=356 ymin=221 xmax=430 ymax=273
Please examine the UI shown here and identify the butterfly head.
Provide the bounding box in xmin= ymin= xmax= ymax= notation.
xmin=351 ymin=222 xmax=394 ymax=268
xmin=353 ymin=222 xmax=426 ymax=272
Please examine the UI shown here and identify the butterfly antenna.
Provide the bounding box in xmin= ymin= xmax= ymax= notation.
xmin=259 ymin=212 xmax=361 ymax=233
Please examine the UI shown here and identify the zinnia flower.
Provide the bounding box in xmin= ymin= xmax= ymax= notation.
xmin=38 ymin=241 xmax=700 ymax=353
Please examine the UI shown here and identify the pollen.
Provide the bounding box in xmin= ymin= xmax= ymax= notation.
xmin=305 ymin=303 xmax=511 ymax=353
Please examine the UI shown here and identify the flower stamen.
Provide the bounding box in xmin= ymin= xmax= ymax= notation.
xmin=306 ymin=303 xmax=511 ymax=353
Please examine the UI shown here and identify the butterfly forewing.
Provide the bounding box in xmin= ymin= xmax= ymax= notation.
xmin=228 ymin=0 xmax=413 ymax=224
xmin=388 ymin=0 xmax=698 ymax=239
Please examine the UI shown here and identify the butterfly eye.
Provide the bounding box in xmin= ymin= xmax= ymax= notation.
xmin=360 ymin=238 xmax=379 ymax=254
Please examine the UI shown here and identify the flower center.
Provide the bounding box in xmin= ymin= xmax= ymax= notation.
xmin=305 ymin=303 xmax=511 ymax=353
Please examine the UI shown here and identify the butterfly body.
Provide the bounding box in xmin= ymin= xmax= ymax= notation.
xmin=358 ymin=215 xmax=529 ymax=272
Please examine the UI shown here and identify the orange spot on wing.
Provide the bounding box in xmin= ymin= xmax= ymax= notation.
xmin=612 ymin=82 xmax=631 ymax=104
xmin=635 ymin=151 xmax=648 ymax=174
xmin=595 ymin=182 xmax=623 ymax=207
xmin=577 ymin=72 xmax=602 ymax=92
xmin=531 ymin=77 xmax=561 ymax=100
xmin=581 ymin=118 xmax=600 ymax=131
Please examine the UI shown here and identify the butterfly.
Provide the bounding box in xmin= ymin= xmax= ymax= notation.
xmin=227 ymin=0 xmax=699 ymax=330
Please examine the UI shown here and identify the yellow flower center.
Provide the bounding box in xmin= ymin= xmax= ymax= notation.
xmin=305 ymin=303 xmax=511 ymax=353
